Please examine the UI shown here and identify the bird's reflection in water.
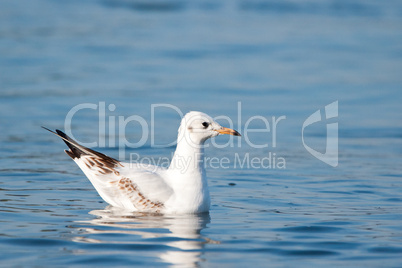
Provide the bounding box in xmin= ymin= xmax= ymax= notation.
xmin=73 ymin=206 xmax=215 ymax=267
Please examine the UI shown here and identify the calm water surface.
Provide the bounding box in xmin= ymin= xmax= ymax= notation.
xmin=1 ymin=0 xmax=402 ymax=267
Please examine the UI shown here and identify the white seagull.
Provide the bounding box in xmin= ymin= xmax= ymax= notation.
xmin=44 ymin=111 xmax=241 ymax=214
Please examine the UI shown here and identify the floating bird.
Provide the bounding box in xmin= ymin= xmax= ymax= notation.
xmin=44 ymin=111 xmax=240 ymax=214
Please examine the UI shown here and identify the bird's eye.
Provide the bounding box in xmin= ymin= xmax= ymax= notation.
xmin=202 ymin=122 xmax=210 ymax=128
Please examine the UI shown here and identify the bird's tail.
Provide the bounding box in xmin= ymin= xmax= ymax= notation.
xmin=42 ymin=127 xmax=119 ymax=165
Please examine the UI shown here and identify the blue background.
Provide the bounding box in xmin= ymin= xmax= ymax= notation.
xmin=1 ymin=0 xmax=402 ymax=266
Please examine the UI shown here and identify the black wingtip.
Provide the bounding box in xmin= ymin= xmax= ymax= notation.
xmin=42 ymin=126 xmax=83 ymax=158
xmin=43 ymin=126 xmax=120 ymax=165
xmin=55 ymin=129 xmax=67 ymax=138
xmin=42 ymin=126 xmax=70 ymax=139
xmin=42 ymin=126 xmax=56 ymax=134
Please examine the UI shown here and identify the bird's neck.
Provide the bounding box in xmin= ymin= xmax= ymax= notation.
xmin=169 ymin=139 xmax=205 ymax=176
xmin=167 ymin=135 xmax=211 ymax=213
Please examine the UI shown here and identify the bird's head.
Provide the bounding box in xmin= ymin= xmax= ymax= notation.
xmin=178 ymin=111 xmax=241 ymax=146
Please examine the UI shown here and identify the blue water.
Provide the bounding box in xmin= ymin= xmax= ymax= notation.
xmin=1 ymin=0 xmax=402 ymax=266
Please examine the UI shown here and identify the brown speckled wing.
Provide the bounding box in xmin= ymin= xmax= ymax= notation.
xmin=118 ymin=177 xmax=164 ymax=212
xmin=81 ymin=155 xmax=122 ymax=175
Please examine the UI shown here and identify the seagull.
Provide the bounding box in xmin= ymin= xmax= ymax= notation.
xmin=44 ymin=111 xmax=241 ymax=214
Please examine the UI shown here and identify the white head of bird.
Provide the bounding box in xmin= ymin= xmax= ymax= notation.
xmin=177 ymin=111 xmax=241 ymax=148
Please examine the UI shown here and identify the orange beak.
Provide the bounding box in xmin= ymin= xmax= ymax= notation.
xmin=215 ymin=127 xmax=241 ymax=136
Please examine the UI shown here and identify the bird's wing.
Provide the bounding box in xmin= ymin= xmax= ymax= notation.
xmin=44 ymin=127 xmax=173 ymax=212
xmin=75 ymin=156 xmax=173 ymax=212
xmin=113 ymin=164 xmax=173 ymax=211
